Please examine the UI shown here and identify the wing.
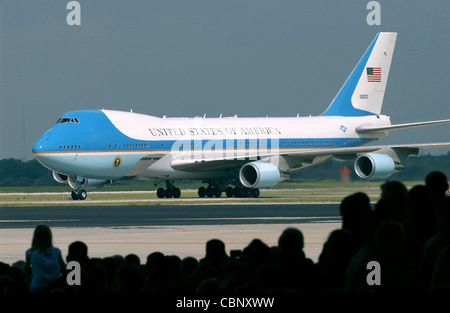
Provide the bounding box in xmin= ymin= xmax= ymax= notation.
xmin=170 ymin=142 xmax=450 ymax=172
xmin=356 ymin=119 xmax=450 ymax=134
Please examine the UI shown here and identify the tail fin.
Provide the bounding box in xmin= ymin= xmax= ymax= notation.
xmin=322 ymin=32 xmax=397 ymax=116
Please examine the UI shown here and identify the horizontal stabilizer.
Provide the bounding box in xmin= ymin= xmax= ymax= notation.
xmin=356 ymin=119 xmax=450 ymax=133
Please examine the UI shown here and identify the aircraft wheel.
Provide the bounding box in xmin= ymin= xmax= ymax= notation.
xmin=225 ymin=187 xmax=234 ymax=198
xmin=251 ymin=188 xmax=260 ymax=198
xmin=214 ymin=188 xmax=222 ymax=198
xmin=156 ymin=188 xmax=165 ymax=199
xmin=206 ymin=186 xmax=215 ymax=198
xmin=173 ymin=187 xmax=181 ymax=199
xmin=78 ymin=189 xmax=87 ymax=200
xmin=71 ymin=190 xmax=79 ymax=200
xmin=165 ymin=188 xmax=173 ymax=198
xmin=198 ymin=187 xmax=206 ymax=198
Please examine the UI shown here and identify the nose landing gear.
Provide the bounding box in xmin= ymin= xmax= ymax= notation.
xmin=69 ymin=176 xmax=88 ymax=200
xmin=71 ymin=189 xmax=87 ymax=200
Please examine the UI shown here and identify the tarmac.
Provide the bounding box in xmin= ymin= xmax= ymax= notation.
xmin=0 ymin=222 xmax=340 ymax=265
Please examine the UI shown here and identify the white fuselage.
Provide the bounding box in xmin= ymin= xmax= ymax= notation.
xmin=32 ymin=109 xmax=391 ymax=181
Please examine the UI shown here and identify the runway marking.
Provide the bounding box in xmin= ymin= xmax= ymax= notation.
xmin=0 ymin=219 xmax=80 ymax=223
xmin=147 ymin=216 xmax=340 ymax=221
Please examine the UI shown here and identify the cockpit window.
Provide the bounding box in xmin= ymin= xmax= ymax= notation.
xmin=56 ymin=117 xmax=80 ymax=124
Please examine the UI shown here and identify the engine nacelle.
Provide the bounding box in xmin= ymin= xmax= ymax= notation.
xmin=354 ymin=153 xmax=404 ymax=179
xmin=52 ymin=171 xmax=68 ymax=184
xmin=53 ymin=171 xmax=108 ymax=190
xmin=239 ymin=161 xmax=280 ymax=188
xmin=69 ymin=176 xmax=108 ymax=190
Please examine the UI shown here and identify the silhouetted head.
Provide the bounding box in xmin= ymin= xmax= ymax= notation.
xmin=243 ymin=239 xmax=270 ymax=267
xmin=67 ymin=241 xmax=89 ymax=264
xmin=340 ymin=192 xmax=371 ymax=230
xmin=125 ymin=254 xmax=141 ymax=266
xmin=181 ymin=257 xmax=198 ymax=277
xmin=31 ymin=225 xmax=53 ymax=251
xmin=205 ymin=239 xmax=227 ymax=262
xmin=278 ymin=228 xmax=304 ymax=252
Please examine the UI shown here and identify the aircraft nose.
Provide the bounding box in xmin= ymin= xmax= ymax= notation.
xmin=32 ymin=135 xmax=48 ymax=154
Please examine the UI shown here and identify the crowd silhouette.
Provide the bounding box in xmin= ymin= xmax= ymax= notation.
xmin=0 ymin=171 xmax=449 ymax=294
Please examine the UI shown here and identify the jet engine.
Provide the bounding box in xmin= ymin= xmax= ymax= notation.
xmin=52 ymin=171 xmax=107 ymax=190
xmin=239 ymin=161 xmax=280 ymax=188
xmin=52 ymin=171 xmax=68 ymax=183
xmin=354 ymin=153 xmax=404 ymax=179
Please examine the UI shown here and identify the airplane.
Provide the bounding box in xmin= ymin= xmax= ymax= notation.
xmin=32 ymin=32 xmax=450 ymax=200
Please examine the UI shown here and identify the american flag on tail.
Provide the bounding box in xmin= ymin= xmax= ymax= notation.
xmin=367 ymin=67 xmax=381 ymax=82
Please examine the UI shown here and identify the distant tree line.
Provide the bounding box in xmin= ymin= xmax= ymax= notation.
xmin=0 ymin=159 xmax=58 ymax=187
xmin=1 ymin=152 xmax=449 ymax=187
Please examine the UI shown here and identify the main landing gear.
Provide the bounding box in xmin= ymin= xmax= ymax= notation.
xmin=155 ymin=180 xmax=260 ymax=199
xmin=156 ymin=181 xmax=181 ymax=199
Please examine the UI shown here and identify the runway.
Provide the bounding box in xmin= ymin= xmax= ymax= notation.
xmin=0 ymin=203 xmax=342 ymax=264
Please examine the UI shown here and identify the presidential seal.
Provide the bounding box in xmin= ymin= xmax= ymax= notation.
xmin=113 ymin=156 xmax=122 ymax=168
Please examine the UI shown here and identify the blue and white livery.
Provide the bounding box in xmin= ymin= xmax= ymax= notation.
xmin=32 ymin=33 xmax=450 ymax=200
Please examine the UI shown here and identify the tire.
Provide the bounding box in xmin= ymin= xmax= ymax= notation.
xmin=206 ymin=186 xmax=215 ymax=198
xmin=173 ymin=187 xmax=181 ymax=198
xmin=156 ymin=188 xmax=165 ymax=199
xmin=78 ymin=189 xmax=87 ymax=200
xmin=234 ymin=187 xmax=243 ymax=198
xmin=71 ymin=190 xmax=79 ymax=200
xmin=251 ymin=188 xmax=260 ymax=198
xmin=198 ymin=187 xmax=206 ymax=198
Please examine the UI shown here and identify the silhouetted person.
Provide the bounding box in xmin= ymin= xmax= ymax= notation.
xmin=49 ymin=240 xmax=90 ymax=293
xmin=380 ymin=180 xmax=408 ymax=222
xmin=191 ymin=239 xmax=229 ymax=289
xmin=274 ymin=227 xmax=317 ymax=292
xmin=403 ymin=185 xmax=437 ymax=265
xmin=340 ymin=192 xmax=372 ymax=249
xmin=420 ymin=197 xmax=450 ymax=290
xmin=425 ymin=171 xmax=449 ymax=206
xmin=180 ymin=256 xmax=198 ymax=279
xmin=125 ymin=254 xmax=141 ymax=267
xmin=24 ymin=225 xmax=65 ymax=293
xmin=166 ymin=256 xmax=198 ymax=293
xmin=372 ymin=221 xmax=419 ymax=293
xmin=345 ymin=199 xmax=393 ymax=291
xmin=317 ymin=229 xmax=358 ymax=292
xmin=85 ymin=261 xmax=108 ymax=293
xmin=67 ymin=241 xmax=89 ymax=267
xmin=223 ymin=238 xmax=271 ymax=292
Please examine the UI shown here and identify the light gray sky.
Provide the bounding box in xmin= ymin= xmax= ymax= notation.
xmin=1 ymin=0 xmax=449 ymax=160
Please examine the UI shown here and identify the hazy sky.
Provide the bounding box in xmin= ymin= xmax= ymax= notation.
xmin=1 ymin=0 xmax=449 ymax=160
